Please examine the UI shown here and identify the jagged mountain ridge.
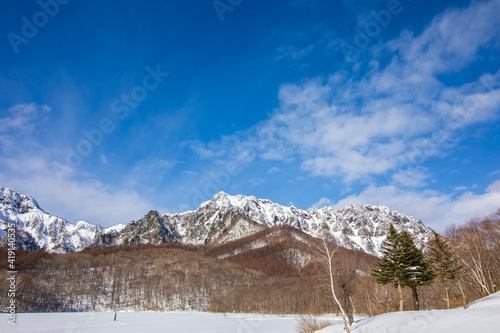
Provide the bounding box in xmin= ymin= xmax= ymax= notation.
xmin=0 ymin=185 xmax=124 ymax=253
xmin=0 ymin=186 xmax=434 ymax=256
xmin=157 ymin=192 xmax=433 ymax=256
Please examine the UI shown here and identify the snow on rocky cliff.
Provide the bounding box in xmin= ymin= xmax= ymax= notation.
xmin=0 ymin=185 xmax=109 ymax=253
xmin=159 ymin=192 xmax=433 ymax=256
xmin=1 ymin=186 xmax=433 ymax=256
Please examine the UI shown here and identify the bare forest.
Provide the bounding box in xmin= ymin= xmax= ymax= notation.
xmin=0 ymin=210 xmax=499 ymax=317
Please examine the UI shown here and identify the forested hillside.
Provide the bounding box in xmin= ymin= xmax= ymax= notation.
xmin=1 ymin=210 xmax=498 ymax=316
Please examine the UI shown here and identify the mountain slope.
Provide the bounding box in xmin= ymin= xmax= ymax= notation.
xmin=1 ymin=186 xmax=434 ymax=256
xmin=93 ymin=192 xmax=434 ymax=256
xmin=0 ymin=185 xmax=124 ymax=253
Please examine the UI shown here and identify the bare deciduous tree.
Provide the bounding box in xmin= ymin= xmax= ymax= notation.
xmin=315 ymin=237 xmax=351 ymax=333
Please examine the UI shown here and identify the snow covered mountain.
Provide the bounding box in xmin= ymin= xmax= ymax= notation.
xmin=0 ymin=186 xmax=434 ymax=256
xmin=0 ymin=185 xmax=125 ymax=253
xmin=92 ymin=191 xmax=434 ymax=256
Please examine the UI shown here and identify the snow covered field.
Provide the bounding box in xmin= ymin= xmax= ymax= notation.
xmin=2 ymin=292 xmax=498 ymax=332
xmin=0 ymin=311 xmax=341 ymax=333
xmin=319 ymin=291 xmax=500 ymax=333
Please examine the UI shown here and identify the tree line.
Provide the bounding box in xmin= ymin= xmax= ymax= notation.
xmin=370 ymin=209 xmax=500 ymax=313
xmin=0 ymin=210 xmax=498 ymax=317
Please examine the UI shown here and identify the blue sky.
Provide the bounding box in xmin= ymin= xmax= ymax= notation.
xmin=1 ymin=0 xmax=499 ymax=230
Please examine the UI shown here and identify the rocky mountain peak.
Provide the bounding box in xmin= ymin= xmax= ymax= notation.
xmin=1 ymin=186 xmax=435 ymax=257
xmin=0 ymin=185 xmax=103 ymax=253
xmin=199 ymin=191 xmax=260 ymax=210
xmin=0 ymin=185 xmax=42 ymax=215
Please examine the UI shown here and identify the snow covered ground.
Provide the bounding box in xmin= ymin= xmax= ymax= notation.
xmin=318 ymin=291 xmax=500 ymax=333
xmin=2 ymin=292 xmax=498 ymax=332
xmin=0 ymin=311 xmax=340 ymax=333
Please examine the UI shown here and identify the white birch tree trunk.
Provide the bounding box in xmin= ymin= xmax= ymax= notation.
xmin=318 ymin=238 xmax=351 ymax=333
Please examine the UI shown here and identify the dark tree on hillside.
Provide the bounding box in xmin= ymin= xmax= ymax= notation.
xmin=427 ymin=231 xmax=459 ymax=309
xmin=399 ymin=230 xmax=435 ymax=310
xmin=372 ymin=224 xmax=407 ymax=311
xmin=372 ymin=224 xmax=434 ymax=311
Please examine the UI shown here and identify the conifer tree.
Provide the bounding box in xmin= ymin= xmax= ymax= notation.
xmin=372 ymin=224 xmax=434 ymax=311
xmin=427 ymin=231 xmax=458 ymax=309
xmin=372 ymin=224 xmax=407 ymax=311
xmin=399 ymin=230 xmax=435 ymax=310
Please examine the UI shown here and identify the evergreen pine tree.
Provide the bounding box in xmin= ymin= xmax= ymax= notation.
xmin=427 ymin=231 xmax=458 ymax=309
xmin=372 ymin=224 xmax=407 ymax=311
xmin=372 ymin=224 xmax=435 ymax=311
xmin=399 ymin=230 xmax=435 ymax=310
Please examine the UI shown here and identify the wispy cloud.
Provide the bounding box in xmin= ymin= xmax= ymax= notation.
xmin=249 ymin=178 xmax=266 ymax=187
xmin=489 ymin=169 xmax=500 ymax=176
xmin=0 ymin=154 xmax=157 ymax=226
xmin=100 ymin=154 xmax=108 ymax=165
xmin=331 ymin=180 xmax=500 ymax=231
xmin=0 ymin=103 xmax=162 ymax=226
xmin=0 ymin=103 xmax=51 ymax=134
xmin=391 ymin=167 xmax=430 ymax=188
xmin=192 ymin=1 xmax=500 ymax=185
xmin=188 ymin=0 xmax=500 ymax=228
xmin=454 ymin=186 xmax=468 ymax=192
xmin=268 ymin=166 xmax=280 ymax=174
xmin=311 ymin=197 xmax=333 ymax=209
xmin=388 ymin=0 xmax=500 ymax=75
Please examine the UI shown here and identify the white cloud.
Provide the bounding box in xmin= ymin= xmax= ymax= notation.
xmin=191 ymin=0 xmax=500 ymax=185
xmin=331 ymin=180 xmax=500 ymax=231
xmin=100 ymin=154 xmax=108 ymax=165
xmin=3 ymin=2 xmax=497 ymax=230
xmin=183 ymin=1 xmax=500 ymax=231
xmin=489 ymin=169 xmax=500 ymax=176
xmin=268 ymin=166 xmax=280 ymax=174
xmin=311 ymin=197 xmax=333 ymax=209
xmin=454 ymin=186 xmax=468 ymax=192
xmin=0 ymin=154 xmax=157 ymax=226
xmin=0 ymin=102 xmax=164 ymax=227
xmin=276 ymin=44 xmax=314 ymax=60
xmin=249 ymin=178 xmax=266 ymax=187
xmin=0 ymin=103 xmax=51 ymax=134
xmin=0 ymin=103 xmax=51 ymax=155
xmin=390 ymin=0 xmax=500 ymax=74
xmin=189 ymin=142 xmax=223 ymax=159
xmin=121 ymin=158 xmax=178 ymax=190
xmin=391 ymin=167 xmax=429 ymax=188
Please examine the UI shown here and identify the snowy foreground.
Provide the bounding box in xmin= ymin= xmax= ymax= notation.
xmin=0 ymin=312 xmax=341 ymax=333
xmin=319 ymin=291 xmax=500 ymax=333
xmin=1 ymin=292 xmax=498 ymax=333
